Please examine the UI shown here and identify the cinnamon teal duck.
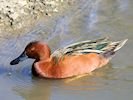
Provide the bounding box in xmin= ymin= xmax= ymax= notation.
xmin=10 ymin=38 xmax=128 ymax=78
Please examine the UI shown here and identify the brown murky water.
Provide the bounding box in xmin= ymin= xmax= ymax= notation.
xmin=0 ymin=0 xmax=133 ymax=100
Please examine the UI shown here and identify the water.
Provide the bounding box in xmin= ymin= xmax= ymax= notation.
xmin=0 ymin=0 xmax=133 ymax=100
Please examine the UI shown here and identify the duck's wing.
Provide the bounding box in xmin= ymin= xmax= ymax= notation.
xmin=51 ymin=38 xmax=107 ymax=57
xmin=51 ymin=37 xmax=128 ymax=58
xmin=51 ymin=37 xmax=127 ymax=62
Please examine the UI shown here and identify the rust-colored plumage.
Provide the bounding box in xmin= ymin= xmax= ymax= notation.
xmin=10 ymin=38 xmax=127 ymax=78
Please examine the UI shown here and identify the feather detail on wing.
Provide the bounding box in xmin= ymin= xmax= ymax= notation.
xmin=51 ymin=37 xmax=128 ymax=59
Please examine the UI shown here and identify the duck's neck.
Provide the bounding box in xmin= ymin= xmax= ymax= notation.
xmin=32 ymin=59 xmax=40 ymax=76
xmin=38 ymin=43 xmax=51 ymax=60
xmin=32 ymin=44 xmax=51 ymax=76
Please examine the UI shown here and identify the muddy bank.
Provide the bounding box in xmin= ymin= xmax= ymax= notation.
xmin=0 ymin=0 xmax=75 ymax=37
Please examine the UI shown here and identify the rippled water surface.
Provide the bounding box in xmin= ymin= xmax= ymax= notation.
xmin=0 ymin=0 xmax=133 ymax=100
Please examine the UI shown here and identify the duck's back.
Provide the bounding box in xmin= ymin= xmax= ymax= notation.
xmin=51 ymin=38 xmax=127 ymax=58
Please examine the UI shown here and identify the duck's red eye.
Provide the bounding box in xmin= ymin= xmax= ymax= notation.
xmin=31 ymin=47 xmax=35 ymax=51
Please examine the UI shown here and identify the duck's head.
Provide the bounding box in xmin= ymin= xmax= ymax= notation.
xmin=10 ymin=41 xmax=51 ymax=65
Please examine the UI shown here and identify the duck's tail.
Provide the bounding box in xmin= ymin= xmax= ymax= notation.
xmin=102 ymin=39 xmax=128 ymax=59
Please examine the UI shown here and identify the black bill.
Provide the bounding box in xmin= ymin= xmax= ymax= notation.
xmin=10 ymin=51 xmax=28 ymax=65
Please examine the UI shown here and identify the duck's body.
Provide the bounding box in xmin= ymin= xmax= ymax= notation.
xmin=35 ymin=53 xmax=108 ymax=78
xmin=10 ymin=38 xmax=127 ymax=78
